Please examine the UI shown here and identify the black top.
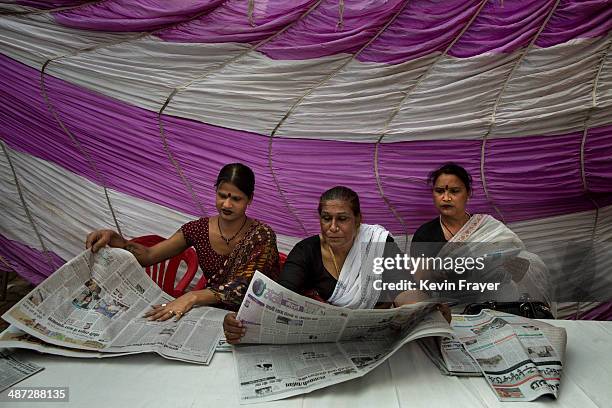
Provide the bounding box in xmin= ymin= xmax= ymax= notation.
xmin=410 ymin=217 xmax=447 ymax=258
xmin=279 ymin=234 xmax=397 ymax=301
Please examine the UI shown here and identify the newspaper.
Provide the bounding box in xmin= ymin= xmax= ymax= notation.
xmin=233 ymin=271 xmax=453 ymax=403
xmin=418 ymin=335 xmax=481 ymax=376
xmin=0 ymin=325 xmax=139 ymax=359
xmin=0 ymin=350 xmax=44 ymax=392
xmin=447 ymin=310 xmax=565 ymax=401
xmin=1 ymin=248 xmax=224 ymax=364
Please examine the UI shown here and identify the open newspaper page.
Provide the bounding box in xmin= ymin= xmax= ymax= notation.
xmin=233 ymin=272 xmax=453 ymax=403
xmin=1 ymin=248 xmax=223 ymax=364
xmin=451 ymin=310 xmax=564 ymax=401
xmin=0 ymin=350 xmax=44 ymax=392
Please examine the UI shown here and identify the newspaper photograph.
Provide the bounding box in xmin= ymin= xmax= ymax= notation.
xmin=451 ymin=310 xmax=565 ymax=401
xmin=0 ymin=350 xmax=44 ymax=392
xmin=233 ymin=271 xmax=453 ymax=403
xmin=1 ymin=248 xmax=224 ymax=364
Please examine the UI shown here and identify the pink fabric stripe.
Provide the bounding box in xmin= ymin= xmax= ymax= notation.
xmin=567 ymin=303 xmax=612 ymax=321
xmin=159 ymin=0 xmax=612 ymax=62
xmin=358 ymin=0 xmax=483 ymax=63
xmin=54 ymin=0 xmax=223 ymax=31
xmin=257 ymin=0 xmax=405 ymax=60
xmin=585 ymin=125 xmax=612 ymax=194
xmin=157 ymin=0 xmax=318 ymax=44
xmin=41 ymin=1 xmax=612 ymax=62
xmin=448 ymin=0 xmax=557 ymax=58
xmin=0 ymin=234 xmax=64 ymax=285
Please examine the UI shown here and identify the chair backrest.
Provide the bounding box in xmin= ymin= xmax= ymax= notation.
xmin=279 ymin=252 xmax=288 ymax=272
xmin=130 ymin=235 xmax=202 ymax=298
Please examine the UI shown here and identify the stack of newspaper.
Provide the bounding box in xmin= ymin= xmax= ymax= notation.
xmin=0 ymin=248 xmax=225 ymax=364
xmin=419 ymin=310 xmax=566 ymax=401
xmin=232 ymin=272 xmax=454 ymax=403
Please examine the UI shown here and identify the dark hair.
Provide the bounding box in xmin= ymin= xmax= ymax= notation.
xmin=317 ymin=186 xmax=361 ymax=216
xmin=428 ymin=162 xmax=472 ymax=193
xmin=215 ymin=163 xmax=255 ymax=198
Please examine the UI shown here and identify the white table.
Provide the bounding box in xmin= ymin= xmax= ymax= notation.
xmin=2 ymin=320 xmax=611 ymax=408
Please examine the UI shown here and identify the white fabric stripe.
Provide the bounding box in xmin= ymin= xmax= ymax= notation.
xmin=0 ymin=3 xmax=35 ymax=13
xmin=48 ymin=39 xmax=251 ymax=112
xmin=491 ymin=35 xmax=612 ymax=139
xmin=381 ymin=52 xmax=516 ymax=142
xmin=0 ymin=144 xmax=40 ymax=250
xmin=165 ymin=52 xmax=351 ymax=136
xmin=0 ymin=13 xmax=139 ymax=70
xmin=589 ymin=43 xmax=612 ymax=128
xmin=2 ymin=147 xmax=609 ymax=262
xmin=595 ymin=205 xmax=612 ymax=241
xmin=0 ymin=14 xmax=609 ymax=142
xmin=387 ymin=37 xmax=611 ymax=141
xmin=276 ymin=54 xmax=439 ymax=141
xmin=2 ymin=147 xmax=117 ymax=260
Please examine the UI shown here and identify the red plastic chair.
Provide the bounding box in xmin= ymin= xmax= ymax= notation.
xmin=130 ymin=235 xmax=204 ymax=298
xmin=279 ymin=252 xmax=288 ymax=271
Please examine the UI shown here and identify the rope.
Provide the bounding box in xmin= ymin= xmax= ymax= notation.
xmin=266 ymin=0 xmax=415 ymax=235
xmin=336 ymin=0 xmax=344 ymax=31
xmin=248 ymin=0 xmax=256 ymax=27
xmin=1 ymin=141 xmax=57 ymax=270
xmin=157 ymin=0 xmax=324 ymax=233
xmin=37 ymin=2 xmax=231 ymax=223
xmin=574 ymin=39 xmax=611 ymax=320
xmin=373 ymin=0 xmax=489 ymax=249
xmin=479 ymin=0 xmax=561 ymax=223
xmin=40 ymin=60 xmax=124 ymax=236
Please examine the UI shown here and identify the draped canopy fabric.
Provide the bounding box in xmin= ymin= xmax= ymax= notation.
xmin=0 ymin=0 xmax=611 ymax=319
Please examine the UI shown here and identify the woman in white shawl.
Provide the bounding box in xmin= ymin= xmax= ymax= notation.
xmin=398 ymin=163 xmax=551 ymax=312
xmin=223 ymin=186 xmax=433 ymax=344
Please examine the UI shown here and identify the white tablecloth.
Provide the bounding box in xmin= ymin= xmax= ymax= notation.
xmin=2 ymin=320 xmax=611 ymax=407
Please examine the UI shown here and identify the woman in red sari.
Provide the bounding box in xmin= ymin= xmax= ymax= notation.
xmin=86 ymin=163 xmax=280 ymax=319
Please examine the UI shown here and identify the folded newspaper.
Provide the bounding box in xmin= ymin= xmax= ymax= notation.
xmin=419 ymin=310 xmax=566 ymax=401
xmin=232 ymin=271 xmax=454 ymax=403
xmin=1 ymin=248 xmax=225 ymax=364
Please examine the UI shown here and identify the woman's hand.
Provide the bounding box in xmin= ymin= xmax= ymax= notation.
xmin=223 ymin=312 xmax=245 ymax=344
xmin=86 ymin=229 xmax=126 ymax=253
xmin=144 ymin=293 xmax=196 ymax=321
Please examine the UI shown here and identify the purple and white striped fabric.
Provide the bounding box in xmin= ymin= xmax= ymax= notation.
xmin=1 ymin=0 xmax=611 ymax=319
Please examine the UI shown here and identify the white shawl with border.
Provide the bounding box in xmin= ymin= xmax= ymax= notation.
xmin=327 ymin=223 xmax=389 ymax=309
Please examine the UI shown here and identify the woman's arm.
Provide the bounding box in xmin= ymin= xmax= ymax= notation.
xmin=144 ymin=289 xmax=219 ymax=321
xmin=86 ymin=229 xmax=188 ymax=267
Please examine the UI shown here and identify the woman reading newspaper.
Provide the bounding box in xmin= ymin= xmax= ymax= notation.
xmin=224 ymin=186 xmax=450 ymax=344
xmin=396 ymin=163 xmax=551 ymax=314
xmin=86 ymin=163 xmax=280 ymax=319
